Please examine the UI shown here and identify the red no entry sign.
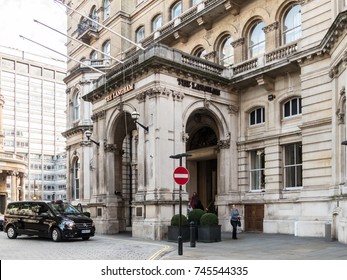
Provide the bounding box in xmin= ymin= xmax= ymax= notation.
xmin=173 ymin=166 xmax=190 ymax=185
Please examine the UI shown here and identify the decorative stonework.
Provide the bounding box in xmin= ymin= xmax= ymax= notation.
xmin=91 ymin=110 xmax=106 ymax=121
xmin=217 ymin=138 xmax=230 ymax=149
xmin=336 ymin=86 xmax=346 ymax=125
xmin=181 ymin=132 xmax=189 ymax=143
xmin=204 ymin=51 xmax=216 ymax=61
xmin=228 ymin=104 xmax=239 ymax=114
xmin=104 ymin=144 xmax=118 ymax=153
xmin=263 ymin=21 xmax=279 ymax=33
xmin=231 ymin=38 xmax=245 ymax=48
xmin=172 ymin=90 xmax=184 ymax=101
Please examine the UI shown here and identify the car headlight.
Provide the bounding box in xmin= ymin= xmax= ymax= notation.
xmin=64 ymin=220 xmax=75 ymax=229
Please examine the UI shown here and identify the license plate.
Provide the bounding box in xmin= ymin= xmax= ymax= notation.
xmin=81 ymin=230 xmax=90 ymax=234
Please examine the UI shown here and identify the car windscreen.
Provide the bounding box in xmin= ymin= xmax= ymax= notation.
xmin=48 ymin=202 xmax=82 ymax=216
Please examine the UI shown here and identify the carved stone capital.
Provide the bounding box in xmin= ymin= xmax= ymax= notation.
xmin=104 ymin=144 xmax=118 ymax=153
xmin=217 ymin=138 xmax=230 ymax=149
xmin=91 ymin=110 xmax=106 ymax=121
xmin=263 ymin=21 xmax=279 ymax=33
xmin=228 ymin=104 xmax=239 ymax=114
xmin=231 ymin=38 xmax=244 ymax=48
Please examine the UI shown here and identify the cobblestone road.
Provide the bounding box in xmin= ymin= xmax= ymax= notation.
xmin=0 ymin=231 xmax=171 ymax=260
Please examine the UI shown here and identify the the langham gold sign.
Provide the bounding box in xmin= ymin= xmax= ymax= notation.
xmin=105 ymin=84 xmax=134 ymax=102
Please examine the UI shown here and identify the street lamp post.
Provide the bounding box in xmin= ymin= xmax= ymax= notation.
xmin=170 ymin=153 xmax=191 ymax=256
xmin=131 ymin=111 xmax=149 ymax=132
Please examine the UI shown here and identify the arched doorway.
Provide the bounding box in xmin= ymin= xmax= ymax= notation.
xmin=185 ymin=109 xmax=219 ymax=214
xmin=108 ymin=110 xmax=137 ymax=231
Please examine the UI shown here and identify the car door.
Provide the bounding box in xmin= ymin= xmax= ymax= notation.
xmin=29 ymin=203 xmax=55 ymax=237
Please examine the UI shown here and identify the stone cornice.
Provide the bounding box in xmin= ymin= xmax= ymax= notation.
xmin=295 ymin=10 xmax=347 ymax=65
xmin=62 ymin=124 xmax=92 ymax=138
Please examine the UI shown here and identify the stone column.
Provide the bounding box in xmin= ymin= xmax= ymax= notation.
xmin=263 ymin=21 xmax=279 ymax=52
xmin=231 ymin=38 xmax=245 ymax=64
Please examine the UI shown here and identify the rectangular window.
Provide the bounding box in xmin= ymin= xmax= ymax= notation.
xmin=284 ymin=143 xmax=302 ymax=188
xmin=250 ymin=107 xmax=265 ymax=125
xmin=250 ymin=150 xmax=265 ymax=190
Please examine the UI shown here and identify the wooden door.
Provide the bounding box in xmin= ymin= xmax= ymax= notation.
xmin=244 ymin=204 xmax=264 ymax=232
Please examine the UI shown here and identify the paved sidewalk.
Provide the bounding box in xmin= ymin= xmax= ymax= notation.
xmin=159 ymin=232 xmax=347 ymax=260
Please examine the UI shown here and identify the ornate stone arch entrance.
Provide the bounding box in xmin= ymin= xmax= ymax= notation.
xmin=105 ymin=109 xmax=137 ymax=231
xmin=185 ymin=107 xmax=224 ymax=214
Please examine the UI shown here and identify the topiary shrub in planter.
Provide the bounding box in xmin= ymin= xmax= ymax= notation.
xmin=188 ymin=209 xmax=205 ymax=225
xmin=167 ymin=214 xmax=190 ymax=242
xmin=197 ymin=213 xmax=221 ymax=243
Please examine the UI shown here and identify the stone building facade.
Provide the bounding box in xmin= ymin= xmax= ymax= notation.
xmin=62 ymin=0 xmax=347 ymax=243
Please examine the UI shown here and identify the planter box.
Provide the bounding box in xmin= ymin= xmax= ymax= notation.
xmin=167 ymin=225 xmax=190 ymax=242
xmin=197 ymin=225 xmax=221 ymax=243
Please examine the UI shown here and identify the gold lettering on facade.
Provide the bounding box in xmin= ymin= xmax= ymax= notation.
xmin=105 ymin=84 xmax=134 ymax=102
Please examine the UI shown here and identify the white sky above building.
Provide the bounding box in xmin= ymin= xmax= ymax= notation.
xmin=0 ymin=0 xmax=67 ymax=60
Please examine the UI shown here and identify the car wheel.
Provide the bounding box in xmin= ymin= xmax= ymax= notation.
xmin=7 ymin=226 xmax=18 ymax=239
xmin=82 ymin=236 xmax=90 ymax=241
xmin=51 ymin=228 xmax=62 ymax=242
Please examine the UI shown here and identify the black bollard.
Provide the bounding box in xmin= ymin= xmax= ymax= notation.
xmin=190 ymin=221 xmax=196 ymax=247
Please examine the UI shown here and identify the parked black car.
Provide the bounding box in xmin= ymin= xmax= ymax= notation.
xmin=3 ymin=200 xmax=95 ymax=242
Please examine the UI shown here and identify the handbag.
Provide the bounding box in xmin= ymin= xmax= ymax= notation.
xmin=237 ymin=220 xmax=241 ymax=227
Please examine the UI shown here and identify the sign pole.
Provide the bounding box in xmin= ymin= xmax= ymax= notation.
xmin=178 ymin=156 xmax=183 ymax=256
xmin=170 ymin=153 xmax=191 ymax=256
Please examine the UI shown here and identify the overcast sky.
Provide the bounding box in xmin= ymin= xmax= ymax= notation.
xmin=0 ymin=0 xmax=67 ymax=59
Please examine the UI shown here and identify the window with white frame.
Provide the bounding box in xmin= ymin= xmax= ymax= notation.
xmin=135 ymin=26 xmax=145 ymax=43
xmin=73 ymin=91 xmax=80 ymax=121
xmin=249 ymin=21 xmax=265 ymax=58
xmin=284 ymin=143 xmax=302 ymax=188
xmin=104 ymin=0 xmax=110 ymax=19
xmin=90 ymin=50 xmax=98 ymax=60
xmin=103 ymin=40 xmax=111 ymax=58
xmin=250 ymin=107 xmax=265 ymax=125
xmin=219 ymin=36 xmax=234 ymax=67
xmin=72 ymin=159 xmax=80 ymax=200
xmin=250 ymin=149 xmax=265 ymax=190
xmin=152 ymin=14 xmax=162 ymax=32
xmin=171 ymin=1 xmax=182 ymax=20
xmin=194 ymin=47 xmax=206 ymax=59
xmin=283 ymin=97 xmax=301 ymax=118
xmin=283 ymin=4 xmax=301 ymax=44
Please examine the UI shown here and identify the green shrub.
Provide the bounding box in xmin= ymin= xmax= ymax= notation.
xmin=170 ymin=214 xmax=188 ymax=226
xmin=188 ymin=209 xmax=205 ymax=223
xmin=200 ymin=213 xmax=218 ymax=225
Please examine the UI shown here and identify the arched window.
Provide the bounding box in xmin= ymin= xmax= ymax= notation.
xmin=90 ymin=6 xmax=97 ymax=20
xmin=90 ymin=51 xmax=98 ymax=60
xmin=102 ymin=40 xmax=111 ymax=58
xmin=219 ymin=36 xmax=234 ymax=67
xmin=193 ymin=47 xmax=206 ymax=59
xmin=249 ymin=107 xmax=265 ymax=125
xmin=171 ymin=1 xmax=182 ymax=20
xmin=152 ymin=15 xmax=162 ymax=32
xmin=249 ymin=21 xmax=265 ymax=58
xmin=104 ymin=0 xmax=110 ymax=19
xmin=283 ymin=97 xmax=302 ymax=118
xmin=73 ymin=91 xmax=80 ymax=121
xmin=135 ymin=26 xmax=145 ymax=43
xmin=283 ymin=4 xmax=301 ymax=44
xmin=72 ymin=159 xmax=80 ymax=200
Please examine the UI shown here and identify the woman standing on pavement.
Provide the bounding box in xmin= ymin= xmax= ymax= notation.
xmin=230 ymin=204 xmax=240 ymax=239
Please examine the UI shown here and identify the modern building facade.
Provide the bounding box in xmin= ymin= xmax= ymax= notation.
xmin=0 ymin=46 xmax=67 ymax=205
xmin=62 ymin=0 xmax=347 ymax=243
